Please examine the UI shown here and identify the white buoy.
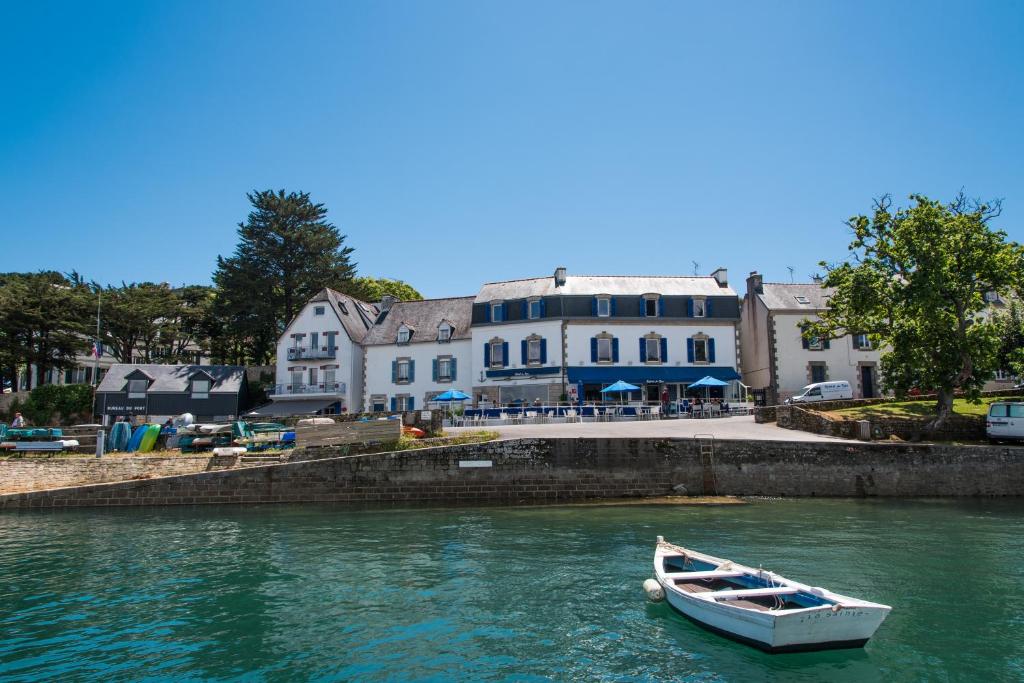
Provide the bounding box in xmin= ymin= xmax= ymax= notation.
xmin=643 ymin=578 xmax=665 ymax=602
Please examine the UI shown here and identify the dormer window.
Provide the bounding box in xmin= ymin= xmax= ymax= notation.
xmin=127 ymin=379 xmax=148 ymax=399
xmin=528 ymin=298 xmax=542 ymax=320
xmin=438 ymin=322 xmax=452 ymax=342
xmin=596 ymin=296 xmax=611 ymax=317
xmin=642 ymin=294 xmax=661 ymax=317
xmin=692 ymin=298 xmax=706 ymax=318
xmin=397 ymin=325 xmax=411 ymax=344
xmin=191 ymin=378 xmax=211 ymax=399
xmin=490 ymin=301 xmax=504 ymax=323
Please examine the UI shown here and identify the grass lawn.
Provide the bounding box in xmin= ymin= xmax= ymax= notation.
xmin=829 ymin=397 xmax=999 ymax=420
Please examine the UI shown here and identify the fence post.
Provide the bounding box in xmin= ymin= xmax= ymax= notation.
xmin=95 ymin=429 xmax=105 ymax=458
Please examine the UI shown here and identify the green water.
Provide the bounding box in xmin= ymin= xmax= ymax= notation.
xmin=1 ymin=499 xmax=1022 ymax=682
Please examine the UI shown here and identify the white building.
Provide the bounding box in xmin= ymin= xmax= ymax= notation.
xmin=261 ymin=288 xmax=378 ymax=415
xmin=471 ymin=267 xmax=743 ymax=406
xmin=740 ymin=272 xmax=883 ymax=404
xmin=362 ymin=296 xmax=474 ymax=412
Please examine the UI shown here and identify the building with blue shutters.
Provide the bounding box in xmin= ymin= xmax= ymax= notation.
xmin=471 ymin=267 xmax=743 ymax=406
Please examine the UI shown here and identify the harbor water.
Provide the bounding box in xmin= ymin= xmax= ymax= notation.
xmin=1 ymin=499 xmax=1022 ymax=681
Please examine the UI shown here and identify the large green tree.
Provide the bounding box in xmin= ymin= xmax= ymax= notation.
xmin=349 ymin=276 xmax=423 ymax=302
xmin=211 ymin=190 xmax=357 ymax=364
xmin=99 ymin=282 xmax=180 ymax=363
xmin=808 ymin=193 xmax=1024 ymax=425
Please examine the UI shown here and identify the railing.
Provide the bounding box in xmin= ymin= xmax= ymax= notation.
xmin=286 ymin=346 xmax=337 ymax=360
xmin=269 ymin=382 xmax=346 ymax=396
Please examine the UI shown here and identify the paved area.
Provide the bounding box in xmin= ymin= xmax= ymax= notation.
xmin=449 ymin=414 xmax=854 ymax=442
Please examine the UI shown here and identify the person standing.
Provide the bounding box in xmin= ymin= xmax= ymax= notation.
xmin=660 ymin=387 xmax=669 ymax=418
xmin=11 ymin=412 xmax=25 ymax=428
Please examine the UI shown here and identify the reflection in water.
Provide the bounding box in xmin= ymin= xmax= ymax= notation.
xmin=1 ymin=499 xmax=1023 ymax=681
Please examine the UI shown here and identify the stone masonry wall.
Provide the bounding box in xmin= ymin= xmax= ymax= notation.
xmin=2 ymin=438 xmax=1022 ymax=509
xmin=0 ymin=455 xmax=240 ymax=494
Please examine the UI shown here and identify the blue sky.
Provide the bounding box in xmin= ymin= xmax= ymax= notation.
xmin=2 ymin=1 xmax=1022 ymax=298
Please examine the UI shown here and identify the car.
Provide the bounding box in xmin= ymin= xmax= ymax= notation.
xmin=786 ymin=380 xmax=854 ymax=404
xmin=986 ymin=401 xmax=1024 ymax=442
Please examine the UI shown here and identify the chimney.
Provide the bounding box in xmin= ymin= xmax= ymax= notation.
xmin=746 ymin=271 xmax=763 ymax=295
xmin=553 ymin=266 xmax=567 ymax=287
xmin=380 ymin=295 xmax=398 ymax=312
xmin=710 ymin=267 xmax=728 ymax=288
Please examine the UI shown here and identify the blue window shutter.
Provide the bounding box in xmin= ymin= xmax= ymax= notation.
xmin=687 ymin=298 xmax=694 ymax=317
xmin=687 ymin=338 xmax=695 ymax=363
xmin=591 ymin=337 xmax=598 ymax=362
xmin=706 ymin=299 xmax=713 ymax=317
xmin=521 ymin=301 xmax=528 ymax=319
xmin=658 ymin=298 xmax=665 ymax=317
xmin=390 ymin=397 xmax=397 ymax=412
xmin=801 ymin=326 xmax=809 ymax=349
xmin=639 ymin=338 xmax=645 ymax=361
xmin=484 ymin=343 xmax=491 ymax=366
xmin=408 ymin=360 xmax=415 ymax=382
xmin=521 ymin=339 xmax=528 ymax=364
xmin=592 ymin=297 xmax=597 ymax=316
xmin=824 ymin=338 xmax=831 ymax=350
xmin=451 ymin=358 xmax=457 ymax=381
xmin=409 ymin=397 xmax=415 ymax=410
xmin=640 ymin=296 xmax=647 ymax=316
xmin=660 ymin=337 xmax=668 ymax=362
xmin=612 ymin=338 xmax=619 ymax=362
xmin=502 ymin=342 xmax=509 ymax=367
xmin=610 ymin=297 xmax=617 ymax=316
xmin=484 ymin=305 xmax=491 ymax=323
xmin=540 ymin=339 xmax=547 ymax=364
xmin=432 ymin=359 xmax=438 ymax=381
xmin=392 ymin=361 xmax=398 ymax=383
xmin=498 ymin=304 xmax=504 ymax=322
xmin=709 ymin=339 xmax=716 ymax=363
xmin=540 ymin=299 xmax=546 ymax=317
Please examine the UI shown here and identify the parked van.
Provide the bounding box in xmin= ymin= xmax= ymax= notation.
xmin=986 ymin=402 xmax=1024 ymax=442
xmin=787 ymin=381 xmax=853 ymax=404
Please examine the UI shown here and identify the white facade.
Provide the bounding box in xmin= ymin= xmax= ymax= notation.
xmin=364 ymin=339 xmax=473 ymax=412
xmin=471 ymin=319 xmax=564 ymax=405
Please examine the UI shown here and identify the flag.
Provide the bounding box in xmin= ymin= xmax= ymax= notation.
xmin=92 ymin=341 xmax=103 ymax=358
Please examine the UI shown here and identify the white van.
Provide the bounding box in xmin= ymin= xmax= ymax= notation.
xmin=787 ymin=381 xmax=854 ymax=404
xmin=986 ymin=402 xmax=1024 ymax=442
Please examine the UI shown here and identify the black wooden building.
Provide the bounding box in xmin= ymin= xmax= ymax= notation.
xmin=95 ymin=364 xmax=249 ymax=421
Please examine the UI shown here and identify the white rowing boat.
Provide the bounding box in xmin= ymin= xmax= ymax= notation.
xmin=651 ymin=536 xmax=891 ymax=653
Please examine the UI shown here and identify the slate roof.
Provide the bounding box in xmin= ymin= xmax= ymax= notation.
xmin=97 ymin=364 xmax=247 ymax=394
xmin=475 ymin=275 xmax=735 ymax=302
xmin=363 ymin=296 xmax=475 ymax=345
xmin=304 ymin=288 xmax=379 ymax=342
xmin=756 ymin=283 xmax=835 ymax=311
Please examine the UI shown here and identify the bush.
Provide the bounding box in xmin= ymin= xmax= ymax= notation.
xmin=5 ymin=384 xmax=95 ymax=425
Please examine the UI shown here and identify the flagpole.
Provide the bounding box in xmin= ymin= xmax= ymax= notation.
xmin=93 ymin=290 xmax=101 ymax=386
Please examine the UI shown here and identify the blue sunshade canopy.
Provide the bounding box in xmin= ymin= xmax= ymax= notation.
xmin=434 ymin=390 xmax=471 ymax=401
xmin=601 ymin=380 xmax=641 ymax=393
xmin=689 ymin=376 xmax=729 ymax=388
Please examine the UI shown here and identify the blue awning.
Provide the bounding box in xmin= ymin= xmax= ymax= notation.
xmin=567 ymin=366 xmax=740 ymax=384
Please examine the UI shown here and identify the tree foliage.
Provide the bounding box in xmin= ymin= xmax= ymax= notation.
xmin=211 ymin=189 xmax=357 ymax=364
xmin=808 ymin=193 xmax=1024 ymax=424
xmin=349 ymin=277 xmax=423 ymax=302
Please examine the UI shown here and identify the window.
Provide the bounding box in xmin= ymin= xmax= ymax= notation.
xmin=314 ymin=306 xmax=325 ymax=316
xmin=397 ymin=360 xmax=410 ymax=382
xmin=854 ymin=334 xmax=871 ymax=350
xmin=598 ymin=337 xmax=613 ymax=362
xmin=806 ymin=386 xmax=822 ymax=397
xmin=528 ymin=299 xmax=542 ymax=319
xmin=645 ymin=297 xmax=659 ymax=317
xmin=1012 ymin=405 xmax=1024 ymax=418
xmin=528 ymin=339 xmax=541 ymax=364
xmin=693 ymin=299 xmax=706 ymax=318
xmin=491 ymin=302 xmax=504 ymax=322
xmin=490 ymin=340 xmax=504 ymax=367
xmin=397 ymin=326 xmax=411 ymax=344
xmin=438 ymin=323 xmax=452 ymax=342
xmin=371 ymin=395 xmax=387 ymax=412
xmin=795 ymin=296 xmax=811 ymax=305
xmin=396 ymin=395 xmax=411 ymax=411
xmin=810 ymin=364 xmax=826 ymax=383
xmin=693 ymin=339 xmax=708 ymax=363
xmin=191 ymin=379 xmax=210 ymax=399
xmin=127 ymin=379 xmax=148 ymax=399
xmin=438 ymin=357 xmax=452 ymax=380
xmin=597 ymin=297 xmax=611 ymax=317
xmin=645 ymin=338 xmax=661 ymax=362
xmin=808 ymin=335 xmax=823 ymax=351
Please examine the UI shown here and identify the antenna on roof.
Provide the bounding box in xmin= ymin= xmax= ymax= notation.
xmin=787 ymin=266 xmax=795 ymax=283
xmin=691 ymin=261 xmax=700 ymax=276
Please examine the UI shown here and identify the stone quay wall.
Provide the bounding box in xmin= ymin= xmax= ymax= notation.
xmin=0 ymin=455 xmax=240 ymax=495
xmin=2 ymin=437 xmax=1022 ymax=509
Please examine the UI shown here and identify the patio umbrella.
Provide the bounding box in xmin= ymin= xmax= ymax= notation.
xmin=688 ymin=375 xmax=728 ymax=402
xmin=433 ymin=390 xmax=471 ymax=422
xmin=601 ymin=380 xmax=640 ymax=406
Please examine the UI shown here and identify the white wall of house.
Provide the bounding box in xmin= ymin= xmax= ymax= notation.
xmin=364 ymin=339 xmax=473 ymax=411
xmin=470 ymin=320 xmax=564 ymax=381
xmin=565 ymin=322 xmax=738 ymax=369
xmin=275 ymin=301 xmax=361 ymax=411
xmin=772 ymin=312 xmax=882 ymax=400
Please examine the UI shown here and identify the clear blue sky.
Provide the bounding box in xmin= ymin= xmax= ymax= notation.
xmin=2 ymin=1 xmax=1022 ymax=298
